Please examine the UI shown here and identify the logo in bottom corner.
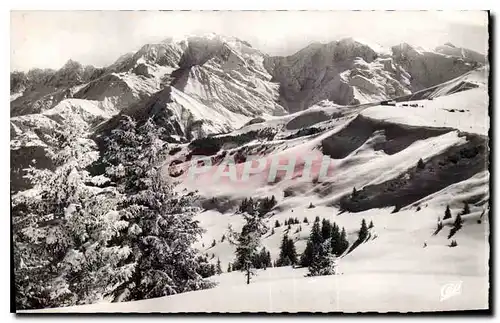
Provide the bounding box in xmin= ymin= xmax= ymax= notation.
xmin=440 ymin=281 xmax=463 ymax=301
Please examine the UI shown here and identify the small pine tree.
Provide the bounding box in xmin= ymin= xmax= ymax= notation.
xmin=216 ymin=258 xmax=223 ymax=275
xmin=303 ymin=217 xmax=309 ymax=224
xmin=417 ymin=158 xmax=425 ymax=169
xmin=227 ymin=263 xmax=232 ymax=273
xmin=321 ymin=219 xmax=332 ymax=241
xmin=330 ymin=223 xmax=340 ymax=255
xmin=308 ymin=202 xmax=315 ymax=209
xmin=211 ymin=239 xmax=217 ymax=248
xmin=275 ymin=220 xmax=280 ymax=228
xmin=300 ymin=221 xmax=323 ymax=267
xmin=294 ymin=217 xmax=299 ymax=224
xmin=221 ymin=234 xmax=226 ymax=243
xmin=315 ymin=216 xmax=320 ymax=223
xmin=271 ymin=227 xmax=275 ymax=235
xmin=358 ymin=219 xmax=369 ymax=242
xmin=231 ymin=213 xmax=265 ymax=284
xmin=369 ymin=220 xmax=374 ymax=229
xmin=284 ymin=219 xmax=288 ymax=226
xmin=352 ymin=187 xmax=358 ymax=199
xmin=449 ymin=240 xmax=458 ymax=247
xmin=300 ymin=240 xmax=314 ymax=267
xmin=444 ymin=205 xmax=452 ymax=220
xmin=277 ymin=234 xmax=298 ymax=266
xmin=339 ymin=227 xmax=349 ymax=255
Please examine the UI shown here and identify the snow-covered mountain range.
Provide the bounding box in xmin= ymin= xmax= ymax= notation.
xmin=12 ymin=33 xmax=490 ymax=312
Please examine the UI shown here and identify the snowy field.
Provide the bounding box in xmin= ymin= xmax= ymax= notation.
xmin=24 ymin=174 xmax=489 ymax=313
xmin=26 ymin=269 xmax=487 ymax=313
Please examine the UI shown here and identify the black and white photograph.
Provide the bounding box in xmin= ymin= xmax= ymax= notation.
xmin=9 ymin=9 xmax=491 ymax=313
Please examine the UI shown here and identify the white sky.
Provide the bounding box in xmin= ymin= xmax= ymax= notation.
xmin=10 ymin=10 xmax=489 ymax=72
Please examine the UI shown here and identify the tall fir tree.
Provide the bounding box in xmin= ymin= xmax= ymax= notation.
xmin=231 ymin=213 xmax=266 ymax=284
xmin=300 ymin=240 xmax=314 ymax=267
xmin=216 ymin=258 xmax=222 ymax=275
xmin=330 ymin=223 xmax=341 ymax=255
xmin=102 ymin=116 xmax=214 ymax=301
xmin=358 ymin=219 xmax=369 ymax=242
xmin=12 ymin=120 xmax=134 ymax=309
xmin=444 ymin=205 xmax=452 ymax=220
xmin=339 ymin=227 xmax=349 ymax=255
xmin=277 ymin=234 xmax=297 ymax=266
xmin=299 ymin=221 xmax=323 ymax=268
xmin=321 ymin=219 xmax=332 ymax=241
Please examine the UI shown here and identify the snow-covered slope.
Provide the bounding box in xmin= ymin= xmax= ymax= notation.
xmin=362 ymin=67 xmax=489 ymax=135
xmin=26 ymin=174 xmax=490 ymax=312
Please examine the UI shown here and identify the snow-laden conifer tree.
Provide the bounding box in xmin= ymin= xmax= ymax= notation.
xmin=13 ymin=119 xmax=133 ymax=309
xmin=102 ymin=116 xmax=215 ymax=301
xmin=229 ymin=212 xmax=266 ymax=284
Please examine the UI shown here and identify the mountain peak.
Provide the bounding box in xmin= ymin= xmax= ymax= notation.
xmin=61 ymin=59 xmax=83 ymax=70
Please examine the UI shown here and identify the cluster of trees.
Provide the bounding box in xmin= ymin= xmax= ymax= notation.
xmin=252 ymin=247 xmax=272 ymax=270
xmin=300 ymin=219 xmax=350 ymax=276
xmin=231 ymin=214 xmax=376 ymax=282
xmin=196 ymin=255 xmax=223 ymax=278
xmin=239 ymin=196 xmax=277 ymax=217
xmin=284 ymin=217 xmax=300 ymax=226
xmin=437 ymin=203 xmax=469 ymax=239
xmin=13 ymin=117 xmax=215 ymax=310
